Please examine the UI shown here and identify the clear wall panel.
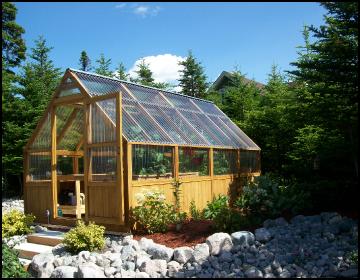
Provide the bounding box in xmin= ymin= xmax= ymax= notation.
xmin=132 ymin=145 xmax=173 ymax=180
xmin=240 ymin=150 xmax=260 ymax=173
xmin=213 ymin=149 xmax=238 ymax=175
xmin=58 ymin=87 xmax=81 ymax=97
xmin=29 ymin=152 xmax=51 ymax=180
xmin=179 ymin=147 xmax=209 ymax=178
xmin=57 ymin=156 xmax=73 ymax=175
xmin=88 ymin=146 xmax=116 ymax=181
xmin=31 ymin=112 xmax=51 ymax=149
xmin=58 ymin=109 xmax=84 ymax=151
xmin=56 ymin=106 xmax=75 ymax=135
xmin=90 ymin=100 xmax=116 ymax=143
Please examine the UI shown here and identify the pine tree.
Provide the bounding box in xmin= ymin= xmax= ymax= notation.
xmin=94 ymin=53 xmax=112 ymax=77
xmin=2 ymin=2 xmax=26 ymax=70
xmin=178 ymin=50 xmax=207 ymax=98
xmin=78 ymin=50 xmax=91 ymax=71
xmin=133 ymin=59 xmax=154 ymax=86
xmin=114 ymin=62 xmax=129 ymax=80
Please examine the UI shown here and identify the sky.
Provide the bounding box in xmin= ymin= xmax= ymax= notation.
xmin=15 ymin=2 xmax=326 ymax=88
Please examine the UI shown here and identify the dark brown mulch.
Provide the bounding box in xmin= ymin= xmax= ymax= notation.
xmin=132 ymin=219 xmax=216 ymax=248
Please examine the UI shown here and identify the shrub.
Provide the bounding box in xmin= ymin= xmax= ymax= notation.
xmin=2 ymin=209 xmax=35 ymax=238
xmin=62 ymin=220 xmax=105 ymax=254
xmin=189 ymin=200 xmax=205 ymax=221
xmin=203 ymin=194 xmax=229 ymax=220
xmin=234 ymin=175 xmax=311 ymax=218
xmin=130 ymin=191 xmax=176 ymax=234
xmin=2 ymin=244 xmax=29 ymax=278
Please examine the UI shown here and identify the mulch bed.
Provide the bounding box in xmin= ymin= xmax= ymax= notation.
xmin=132 ymin=219 xmax=216 ymax=248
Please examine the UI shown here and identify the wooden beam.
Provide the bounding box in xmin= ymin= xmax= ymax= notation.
xmin=116 ymin=92 xmax=124 ymax=224
xmin=76 ymin=137 xmax=84 ymax=151
xmin=87 ymin=141 xmax=117 ymax=148
xmin=209 ymin=147 xmax=214 ymax=198
xmin=84 ymin=103 xmax=90 ymax=221
xmin=51 ymin=106 xmax=58 ymax=219
xmin=75 ymin=180 xmax=81 ymax=219
xmin=23 ymin=151 xmax=28 ymax=212
xmin=56 ymin=108 xmax=79 ymax=143
xmin=86 ymin=92 xmax=118 ymax=103
xmin=53 ymin=94 xmax=85 ymax=105
xmin=174 ymin=145 xmax=179 ymax=180
xmin=126 ymin=143 xmax=132 ymax=222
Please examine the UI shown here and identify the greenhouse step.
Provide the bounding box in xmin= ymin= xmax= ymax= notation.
xmin=19 ymin=258 xmax=32 ymax=271
xmin=27 ymin=230 xmax=64 ymax=246
xmin=14 ymin=242 xmax=53 ymax=260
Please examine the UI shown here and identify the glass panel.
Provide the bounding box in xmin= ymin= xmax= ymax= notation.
xmin=73 ymin=71 xmax=134 ymax=100
xmin=123 ymin=99 xmax=173 ymax=144
xmin=58 ymin=109 xmax=84 ymax=151
xmin=179 ymin=110 xmax=223 ymax=146
xmin=31 ymin=112 xmax=51 ymax=149
xmin=213 ymin=149 xmax=238 ymax=175
xmin=57 ymin=156 xmax=73 ymax=175
xmin=88 ymin=146 xmax=116 ymax=181
xmin=124 ymin=83 xmax=170 ymax=107
xmin=220 ymin=116 xmax=259 ymax=149
xmin=56 ymin=106 xmax=74 ymax=135
xmin=78 ymin=157 xmax=84 ymax=174
xmin=161 ymin=91 xmax=200 ymax=112
xmin=240 ymin=150 xmax=260 ymax=173
xmin=132 ymin=145 xmax=173 ymax=180
xmin=122 ymin=110 xmax=150 ymax=142
xmin=29 ymin=153 xmax=51 ymax=180
xmin=179 ymin=147 xmax=209 ymax=178
xmin=142 ymin=104 xmax=187 ymax=144
xmin=90 ymin=100 xmax=116 ymax=143
xmin=58 ymin=87 xmax=81 ymax=97
xmin=191 ymin=99 xmax=226 ymax=116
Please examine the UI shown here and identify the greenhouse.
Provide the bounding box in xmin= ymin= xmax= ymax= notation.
xmin=23 ymin=68 xmax=261 ymax=231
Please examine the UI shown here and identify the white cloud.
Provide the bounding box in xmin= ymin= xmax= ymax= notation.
xmin=115 ymin=3 xmax=126 ymax=9
xmin=128 ymin=54 xmax=185 ymax=90
xmin=133 ymin=5 xmax=161 ymax=17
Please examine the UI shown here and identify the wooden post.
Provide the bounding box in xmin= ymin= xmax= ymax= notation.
xmin=23 ymin=150 xmax=28 ymax=214
xmin=75 ymin=180 xmax=81 ymax=219
xmin=126 ymin=142 xmax=132 ymax=225
xmin=209 ymin=147 xmax=214 ymax=198
xmin=73 ymin=157 xmax=79 ymax=174
xmin=174 ymin=145 xmax=179 ymax=180
xmin=116 ymin=93 xmax=124 ymax=224
xmin=84 ymin=103 xmax=90 ymax=221
xmin=51 ymin=106 xmax=57 ymax=220
xmin=237 ymin=149 xmax=241 ymax=175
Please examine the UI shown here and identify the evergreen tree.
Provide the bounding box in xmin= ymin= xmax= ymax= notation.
xmin=2 ymin=2 xmax=26 ymax=70
xmin=114 ymin=62 xmax=129 ymax=80
xmin=178 ymin=50 xmax=207 ymax=98
xmin=94 ymin=53 xmax=112 ymax=77
xmin=133 ymin=59 xmax=154 ymax=86
xmin=78 ymin=50 xmax=91 ymax=71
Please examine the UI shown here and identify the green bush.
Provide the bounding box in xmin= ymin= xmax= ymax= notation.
xmin=62 ymin=220 xmax=105 ymax=254
xmin=189 ymin=200 xmax=205 ymax=221
xmin=130 ymin=191 xmax=177 ymax=234
xmin=203 ymin=194 xmax=229 ymax=220
xmin=234 ymin=175 xmax=311 ymax=218
xmin=2 ymin=209 xmax=35 ymax=238
xmin=2 ymin=243 xmax=29 ymax=278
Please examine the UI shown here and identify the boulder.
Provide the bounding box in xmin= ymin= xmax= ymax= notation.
xmin=29 ymin=253 xmax=55 ymax=278
xmin=50 ymin=266 xmax=77 ymax=278
xmin=139 ymin=259 xmax=163 ymax=278
xmin=245 ymin=267 xmax=263 ymax=278
xmin=78 ymin=262 xmax=106 ymax=278
xmin=255 ymin=228 xmax=272 ymax=242
xmin=121 ymin=245 xmax=136 ymax=261
xmin=147 ymin=243 xmax=174 ymax=262
xmin=192 ymin=243 xmax=210 ymax=264
xmin=206 ymin=233 xmax=233 ymax=255
xmin=167 ymin=260 xmax=182 ymax=277
xmin=135 ymin=255 xmax=152 ymax=269
xmin=274 ymin=217 xmax=288 ymax=227
xmin=104 ymin=267 xmax=117 ymax=277
xmin=173 ymin=246 xmax=194 ymax=264
xmin=138 ymin=237 xmax=154 ymax=251
xmin=231 ymin=231 xmax=255 ymax=247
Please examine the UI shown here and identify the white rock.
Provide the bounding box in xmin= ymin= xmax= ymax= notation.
xmin=135 ymin=271 xmax=150 ymax=278
xmin=104 ymin=267 xmax=117 ymax=277
xmin=29 ymin=253 xmax=55 ymax=278
xmin=50 ymin=266 xmax=77 ymax=278
xmin=245 ymin=267 xmax=264 ymax=278
xmin=167 ymin=260 xmax=182 ymax=277
xmin=173 ymin=246 xmax=194 ymax=264
xmin=147 ymin=243 xmax=174 ymax=262
xmin=231 ymin=231 xmax=255 ymax=247
xmin=78 ymin=262 xmax=106 ymax=278
xmin=206 ymin=232 xmax=233 ymax=255
xmin=192 ymin=243 xmax=210 ymax=264
xmin=138 ymin=237 xmax=154 ymax=251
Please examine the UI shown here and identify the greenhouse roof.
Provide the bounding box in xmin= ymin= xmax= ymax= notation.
xmin=29 ymin=68 xmax=260 ymax=150
xmin=69 ymin=69 xmax=260 ymax=150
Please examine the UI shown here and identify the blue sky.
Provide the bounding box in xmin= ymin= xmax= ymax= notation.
xmin=15 ymin=2 xmax=326 ymax=86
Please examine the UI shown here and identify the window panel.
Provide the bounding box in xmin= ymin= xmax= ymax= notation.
xmin=213 ymin=149 xmax=238 ymax=175
xmin=29 ymin=153 xmax=51 ymax=181
xmin=179 ymin=147 xmax=209 ymax=178
xmin=240 ymin=150 xmax=260 ymax=173
xmin=88 ymin=146 xmax=116 ymax=181
xmin=132 ymin=145 xmax=173 ymax=180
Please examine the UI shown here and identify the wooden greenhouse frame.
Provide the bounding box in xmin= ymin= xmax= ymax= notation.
xmin=23 ymin=69 xmax=261 ymax=232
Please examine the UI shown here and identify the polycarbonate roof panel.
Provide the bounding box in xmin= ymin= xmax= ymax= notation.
xmin=68 ymin=69 xmax=260 ymax=149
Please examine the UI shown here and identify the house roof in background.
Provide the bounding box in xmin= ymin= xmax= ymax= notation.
xmin=210 ymin=71 xmax=265 ymax=91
